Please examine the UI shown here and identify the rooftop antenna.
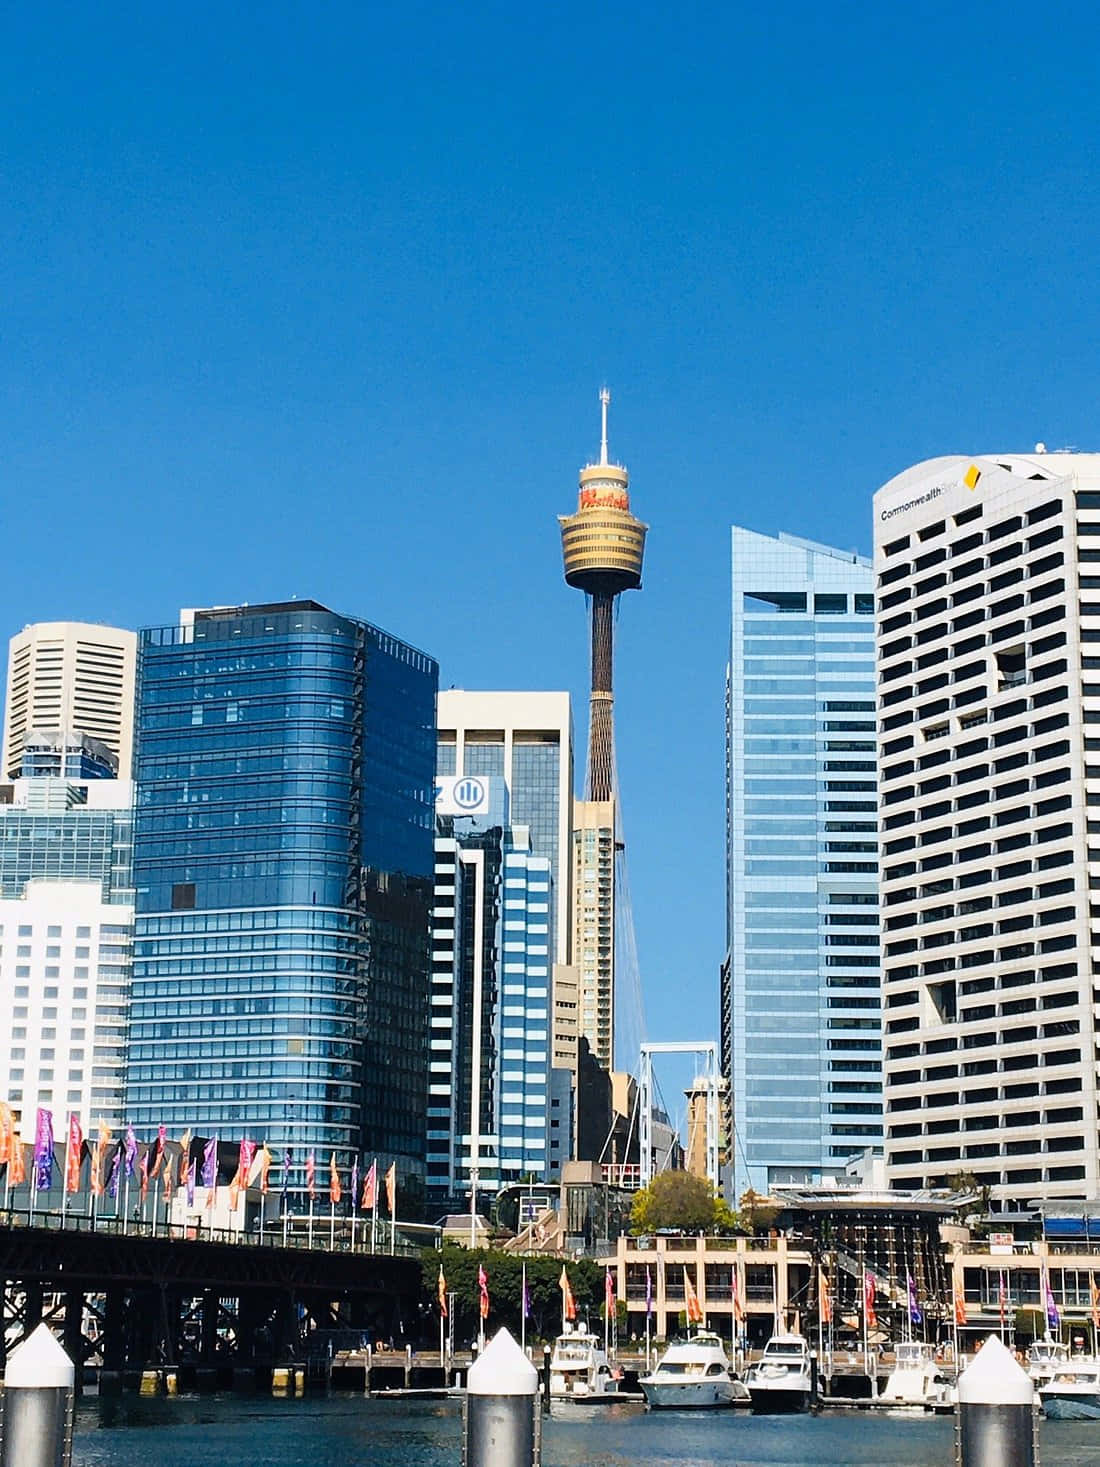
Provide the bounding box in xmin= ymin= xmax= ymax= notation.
xmin=599 ymin=387 xmax=610 ymax=466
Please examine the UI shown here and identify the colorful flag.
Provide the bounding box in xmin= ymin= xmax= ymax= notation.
xmin=384 ymin=1161 xmax=396 ymax=1215
xmin=361 ymin=1159 xmax=377 ymax=1210
xmin=281 ymin=1148 xmax=292 ymax=1205
xmin=478 ymin=1263 xmax=490 ymax=1321
xmin=186 ymin=1160 xmax=196 ymax=1207
xmin=108 ymin=1145 xmax=121 ymax=1199
xmin=523 ymin=1275 xmax=532 ymax=1320
xmin=162 ymin=1157 xmax=174 ymax=1202
xmin=124 ymin=1124 xmax=138 ymax=1178
xmin=560 ymin=1266 xmax=576 ymax=1321
xmin=1091 ymin=1273 xmax=1100 ymax=1335
xmin=231 ymin=1138 xmax=256 ymax=1206
xmin=954 ymin=1280 xmax=968 ymax=1328
xmin=0 ymin=1102 xmax=13 ymax=1166
xmin=907 ymin=1272 xmax=922 ymax=1326
xmin=306 ymin=1151 xmax=316 ymax=1201
xmin=605 ymin=1268 xmax=616 ymax=1318
xmin=65 ymin=1115 xmax=83 ymax=1194
xmin=139 ymin=1147 xmax=149 ymax=1203
xmin=438 ymin=1265 xmax=448 ymax=1317
xmin=258 ymin=1146 xmax=272 ymax=1195
xmin=33 ymin=1107 xmax=54 ymax=1192
xmin=817 ymin=1268 xmax=830 ymax=1327
xmin=8 ymin=1136 xmax=25 ymax=1188
xmin=90 ymin=1139 xmax=102 ymax=1199
xmin=646 ymin=1267 xmax=653 ymax=1318
xmin=684 ymin=1267 xmax=703 ymax=1324
xmin=864 ymin=1271 xmax=877 ymax=1331
xmin=178 ymin=1129 xmax=192 ymax=1185
xmin=1045 ymin=1270 xmax=1060 ymax=1333
xmin=200 ymin=1132 xmax=218 ymax=1191
xmin=351 ymin=1158 xmax=359 ymax=1211
xmin=329 ymin=1153 xmax=342 ymax=1205
xmin=149 ymin=1124 xmax=167 ymax=1177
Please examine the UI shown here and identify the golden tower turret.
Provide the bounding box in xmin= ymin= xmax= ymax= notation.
xmin=559 ymin=389 xmax=647 ymax=800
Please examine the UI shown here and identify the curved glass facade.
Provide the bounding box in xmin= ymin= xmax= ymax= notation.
xmin=126 ymin=602 xmax=437 ymax=1181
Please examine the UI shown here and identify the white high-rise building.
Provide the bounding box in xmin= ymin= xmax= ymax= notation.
xmin=3 ymin=622 xmax=137 ymax=781
xmin=875 ymin=452 xmax=1100 ymax=1208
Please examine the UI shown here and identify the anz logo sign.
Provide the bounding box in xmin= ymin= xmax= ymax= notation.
xmin=435 ymin=774 xmax=491 ymax=817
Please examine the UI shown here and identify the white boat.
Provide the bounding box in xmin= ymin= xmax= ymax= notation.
xmin=743 ymin=1332 xmax=813 ymax=1413
xmin=548 ymin=1323 xmax=620 ymax=1401
xmin=638 ymin=1331 xmax=750 ymax=1410
xmin=879 ymin=1341 xmax=953 ymax=1410
xmin=1040 ymin=1357 xmax=1100 ymax=1420
xmin=1027 ymin=1335 xmax=1071 ymax=1388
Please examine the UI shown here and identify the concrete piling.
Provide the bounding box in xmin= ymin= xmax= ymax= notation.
xmin=957 ymin=1334 xmax=1036 ymax=1467
xmin=0 ymin=1324 xmax=75 ymax=1467
xmin=464 ymin=1328 xmax=540 ymax=1467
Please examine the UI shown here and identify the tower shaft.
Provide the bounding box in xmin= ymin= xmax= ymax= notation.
xmin=587 ymin=592 xmax=615 ymax=801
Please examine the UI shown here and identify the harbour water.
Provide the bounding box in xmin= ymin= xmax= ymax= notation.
xmin=70 ymin=1394 xmax=1100 ymax=1467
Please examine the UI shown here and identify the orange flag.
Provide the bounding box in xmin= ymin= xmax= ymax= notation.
xmin=65 ymin=1115 xmax=83 ymax=1194
xmin=329 ymin=1153 xmax=342 ymax=1205
xmin=1091 ymin=1274 xmax=1100 ymax=1334
xmin=0 ymin=1103 xmax=13 ymax=1167
xmin=819 ymin=1268 xmax=832 ymax=1326
xmin=438 ymin=1265 xmax=448 ymax=1317
xmin=384 ymin=1162 xmax=396 ymax=1215
xmin=8 ymin=1138 xmax=25 ymax=1188
xmin=954 ymin=1281 xmax=967 ymax=1327
xmin=684 ymin=1267 xmax=704 ymax=1324
xmin=560 ymin=1266 xmax=576 ymax=1321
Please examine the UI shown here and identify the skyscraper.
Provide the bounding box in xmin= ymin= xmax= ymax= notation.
xmin=125 ymin=601 xmax=437 ymax=1184
xmin=875 ymin=453 xmax=1100 ymax=1208
xmin=724 ymin=528 xmax=881 ymax=1198
xmin=559 ymin=391 xmax=646 ymax=1081
xmin=431 ymin=692 xmax=574 ymax=1203
xmin=3 ymin=622 xmax=137 ymax=780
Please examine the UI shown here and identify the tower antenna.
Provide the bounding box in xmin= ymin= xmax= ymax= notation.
xmin=599 ymin=387 xmax=610 ymax=466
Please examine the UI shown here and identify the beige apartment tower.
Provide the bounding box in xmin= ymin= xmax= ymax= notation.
xmin=3 ymin=622 xmax=137 ymax=780
xmin=875 ymin=452 xmax=1100 ymax=1209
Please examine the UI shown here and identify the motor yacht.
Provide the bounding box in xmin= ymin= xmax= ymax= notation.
xmin=548 ymin=1323 xmax=620 ymax=1401
xmin=879 ymin=1341 xmax=953 ymax=1410
xmin=743 ymin=1332 xmax=813 ymax=1413
xmin=638 ymin=1331 xmax=750 ymax=1410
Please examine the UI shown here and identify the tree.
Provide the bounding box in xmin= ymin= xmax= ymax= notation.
xmin=630 ymin=1170 xmax=724 ymax=1233
xmin=420 ymin=1246 xmax=604 ymax=1346
xmin=738 ymin=1188 xmax=780 ymax=1234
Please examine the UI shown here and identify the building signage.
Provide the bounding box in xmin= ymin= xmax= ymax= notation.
xmin=435 ymin=774 xmax=491 ymax=816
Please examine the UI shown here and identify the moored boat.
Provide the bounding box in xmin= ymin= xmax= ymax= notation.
xmin=548 ymin=1322 xmax=620 ymax=1401
xmin=638 ymin=1331 xmax=750 ymax=1410
xmin=1027 ymin=1335 xmax=1071 ymax=1389
xmin=879 ymin=1341 xmax=953 ymax=1410
xmin=743 ymin=1332 xmax=812 ymax=1413
xmin=1040 ymin=1358 xmax=1100 ymax=1420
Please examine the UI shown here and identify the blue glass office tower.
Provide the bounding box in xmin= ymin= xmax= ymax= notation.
xmin=126 ymin=601 xmax=437 ymax=1181
xmin=724 ymin=530 xmax=882 ymax=1197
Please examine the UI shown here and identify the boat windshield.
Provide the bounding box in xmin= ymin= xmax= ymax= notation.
xmin=554 ymin=1345 xmax=594 ymax=1364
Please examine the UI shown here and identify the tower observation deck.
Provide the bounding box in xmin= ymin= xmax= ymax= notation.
xmin=559 ymin=390 xmax=648 ymax=799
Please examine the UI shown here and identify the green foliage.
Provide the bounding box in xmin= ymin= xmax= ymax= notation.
xmin=421 ymin=1246 xmax=605 ymax=1345
xmin=630 ymin=1170 xmax=726 ymax=1234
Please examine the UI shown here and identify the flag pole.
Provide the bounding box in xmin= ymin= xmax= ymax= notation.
xmin=308 ymin=1192 xmax=314 ymax=1250
xmin=521 ymin=1262 xmax=527 ymax=1354
xmin=330 ymin=1197 xmax=335 ymax=1251
xmin=371 ymin=1156 xmax=378 ymax=1254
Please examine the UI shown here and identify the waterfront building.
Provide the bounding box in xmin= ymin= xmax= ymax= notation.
xmin=875 ymin=453 xmax=1100 ymax=1208
xmin=559 ymin=391 xmax=646 ymax=1142
xmin=125 ymin=600 xmax=437 ymax=1185
xmin=3 ymin=622 xmax=136 ymax=780
xmin=724 ymin=528 xmax=881 ymax=1199
xmin=429 ymin=694 xmax=572 ymax=1210
xmin=0 ymin=775 xmax=133 ymax=1138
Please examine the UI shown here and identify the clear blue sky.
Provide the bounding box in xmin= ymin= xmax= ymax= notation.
xmin=4 ymin=4 xmax=1100 ymax=1081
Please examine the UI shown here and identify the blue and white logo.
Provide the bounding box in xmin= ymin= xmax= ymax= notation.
xmin=453 ymin=776 xmax=487 ymax=811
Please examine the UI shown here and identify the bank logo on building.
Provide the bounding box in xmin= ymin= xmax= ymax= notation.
xmin=435 ymin=774 xmax=491 ymax=816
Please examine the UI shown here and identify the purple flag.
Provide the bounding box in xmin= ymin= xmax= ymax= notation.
xmin=201 ymin=1135 xmax=218 ymax=1190
xmin=1045 ymin=1271 xmax=1061 ymax=1332
xmin=123 ymin=1124 xmax=137 ymax=1178
xmin=646 ymin=1266 xmax=653 ymax=1317
xmin=351 ymin=1157 xmax=359 ymax=1212
xmin=523 ymin=1278 xmax=532 ymax=1320
xmin=281 ymin=1147 xmax=292 ymax=1202
xmin=33 ymin=1108 xmax=54 ymax=1192
xmin=108 ymin=1145 xmax=121 ymax=1199
xmin=907 ymin=1272 xmax=922 ymax=1326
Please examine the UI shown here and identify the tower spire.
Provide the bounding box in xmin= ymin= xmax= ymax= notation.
xmin=599 ymin=387 xmax=610 ymax=466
